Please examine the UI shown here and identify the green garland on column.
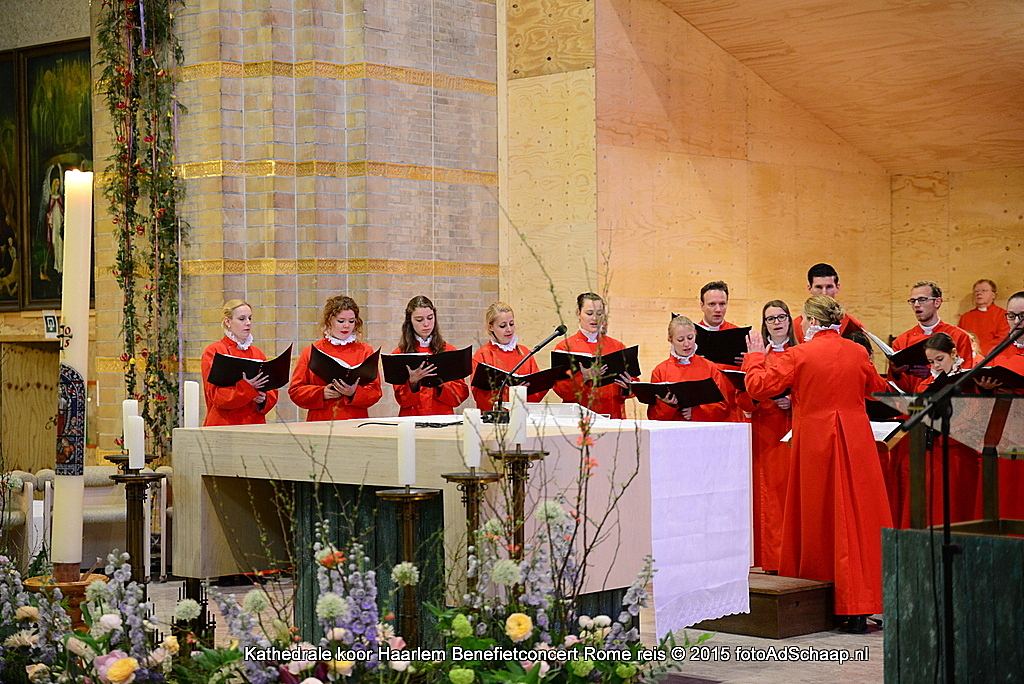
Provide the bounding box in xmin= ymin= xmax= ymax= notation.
xmin=97 ymin=0 xmax=187 ymax=460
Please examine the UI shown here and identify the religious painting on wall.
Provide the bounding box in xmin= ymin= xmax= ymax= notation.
xmin=0 ymin=54 xmax=20 ymax=310
xmin=22 ymin=39 xmax=93 ymax=307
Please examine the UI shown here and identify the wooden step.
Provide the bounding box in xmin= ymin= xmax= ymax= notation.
xmin=693 ymin=572 xmax=834 ymax=639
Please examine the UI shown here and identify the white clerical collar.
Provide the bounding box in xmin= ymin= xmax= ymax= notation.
xmin=977 ymin=305 xmax=989 ymax=312
xmin=768 ymin=339 xmax=787 ymax=352
xmin=804 ymin=324 xmax=841 ymax=341
xmin=919 ymin=319 xmax=941 ymax=335
xmin=325 ymin=332 xmax=357 ymax=346
xmin=579 ymin=328 xmax=600 ymax=344
xmin=931 ymin=357 xmax=964 ymax=378
xmin=490 ymin=336 xmax=519 ymax=353
xmin=697 ymin=321 xmax=721 ymax=331
xmin=415 ymin=334 xmax=433 ymax=347
xmin=226 ymin=331 xmax=253 ymax=350
xmin=670 ymin=347 xmax=697 ymax=365
xmin=1014 ymin=336 xmax=1024 ymax=349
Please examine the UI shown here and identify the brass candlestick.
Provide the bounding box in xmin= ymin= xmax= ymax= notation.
xmin=488 ymin=446 xmax=547 ymax=561
xmin=376 ymin=486 xmax=440 ymax=647
xmin=442 ymin=467 xmax=502 ymax=590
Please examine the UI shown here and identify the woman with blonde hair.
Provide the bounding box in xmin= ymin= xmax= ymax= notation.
xmin=742 ymin=295 xmax=891 ymax=633
xmin=289 ymin=295 xmax=382 ymax=421
xmin=390 ymin=295 xmax=469 ymax=416
xmin=646 ymin=315 xmax=735 ymax=422
xmin=471 ymin=302 xmax=549 ymax=411
xmin=200 ymin=299 xmax=279 ymax=426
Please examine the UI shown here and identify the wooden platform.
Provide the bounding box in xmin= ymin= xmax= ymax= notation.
xmin=694 ymin=572 xmax=834 ymax=639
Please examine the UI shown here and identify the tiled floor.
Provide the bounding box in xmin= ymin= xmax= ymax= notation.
xmin=147 ymin=578 xmax=884 ymax=683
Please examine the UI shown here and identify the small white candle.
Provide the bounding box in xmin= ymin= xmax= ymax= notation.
xmin=463 ymin=408 xmax=482 ymax=469
xmin=183 ymin=380 xmax=200 ymax=428
xmin=126 ymin=415 xmax=146 ymax=469
xmin=397 ymin=421 xmax=416 ymax=486
xmin=508 ymin=386 xmax=528 ymax=447
xmin=122 ymin=399 xmax=139 ymax=434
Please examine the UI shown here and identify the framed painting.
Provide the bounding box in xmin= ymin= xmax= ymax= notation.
xmin=21 ymin=39 xmax=93 ymax=307
xmin=0 ymin=53 xmax=19 ymax=310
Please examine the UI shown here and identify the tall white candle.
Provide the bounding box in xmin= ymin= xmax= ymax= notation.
xmin=397 ymin=421 xmax=416 ymax=486
xmin=122 ymin=398 xmax=139 ymax=438
xmin=508 ymin=386 xmax=528 ymax=447
xmin=183 ymin=380 xmax=200 ymax=428
xmin=462 ymin=408 xmax=482 ymax=468
xmin=126 ymin=415 xmax=146 ymax=470
xmin=51 ymin=170 xmax=93 ymax=571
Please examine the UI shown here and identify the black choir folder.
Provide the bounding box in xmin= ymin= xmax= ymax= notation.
xmin=550 ymin=345 xmax=641 ymax=387
xmin=382 ymin=346 xmax=472 ymax=387
xmin=720 ymin=369 xmax=789 ymax=400
xmin=862 ymin=330 xmax=930 ymax=368
xmin=926 ymin=366 xmax=1024 ymax=393
xmin=471 ymin=363 xmax=569 ymax=395
xmin=207 ymin=345 xmax=293 ymax=389
xmin=631 ymin=378 xmax=724 ymax=408
xmin=309 ymin=346 xmax=380 ymax=385
xmin=694 ymin=326 xmax=752 ymax=366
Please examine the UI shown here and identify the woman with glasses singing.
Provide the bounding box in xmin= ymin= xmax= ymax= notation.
xmin=742 ymin=295 xmax=891 ymax=634
xmin=888 ymin=280 xmax=975 ymax=392
xmin=748 ymin=300 xmax=797 ymax=573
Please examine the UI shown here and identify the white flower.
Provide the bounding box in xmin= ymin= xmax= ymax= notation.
xmin=592 ymin=615 xmax=611 ymax=628
xmin=285 ymin=643 xmax=317 ymax=674
xmin=3 ymin=474 xmax=23 ymax=490
xmin=315 ymin=592 xmax=348 ymax=620
xmin=67 ymin=636 xmax=97 ymax=661
xmin=389 ymin=658 xmax=411 ymax=672
xmin=578 ymin=615 xmax=593 ymax=630
xmin=535 ymin=500 xmax=567 ymax=522
xmin=173 ymin=598 xmax=201 ymax=622
xmin=242 ymin=589 xmax=270 ymax=614
xmin=491 ymin=559 xmax=522 ymax=587
xmin=25 ymin=664 xmax=49 ymax=682
xmin=299 ymin=679 xmax=324 ymax=684
xmin=15 ymin=605 xmax=39 ymax=622
xmin=3 ymin=629 xmax=38 ymax=648
xmin=146 ymin=646 xmax=170 ymax=667
xmin=84 ymin=579 xmax=108 ymax=603
xmin=391 ymin=562 xmax=420 ymax=587
xmin=325 ymin=626 xmax=351 ymax=642
xmin=91 ymin=612 xmax=123 ymax=637
xmin=481 ymin=518 xmax=504 ymax=536
xmin=376 ymin=622 xmax=395 ymax=641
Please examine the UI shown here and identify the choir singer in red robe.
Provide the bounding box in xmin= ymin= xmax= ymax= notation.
xmin=742 ymin=295 xmax=892 ymax=634
xmin=289 ymin=295 xmax=382 ymax=421
xmin=646 ymin=315 xmax=736 ymax=422
xmin=552 ymin=292 xmax=633 ymax=418
xmin=390 ymin=295 xmax=469 ymax=416
xmin=201 ymin=299 xmax=279 ymax=426
xmin=471 ymin=302 xmax=548 ymax=411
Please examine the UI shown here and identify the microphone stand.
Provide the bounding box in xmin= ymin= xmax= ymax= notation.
xmin=483 ymin=324 xmax=566 ymax=424
xmin=898 ymin=323 xmax=1024 ymax=684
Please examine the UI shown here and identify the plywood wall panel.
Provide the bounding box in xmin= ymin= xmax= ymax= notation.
xmin=507 ymin=0 xmax=595 ymax=79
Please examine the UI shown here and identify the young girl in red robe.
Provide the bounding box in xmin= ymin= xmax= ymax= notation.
xmin=742 ymin=295 xmax=892 ymax=634
xmin=390 ymin=295 xmax=469 ymax=416
xmin=289 ymin=295 xmax=382 ymax=421
xmin=471 ymin=302 xmax=548 ymax=411
xmin=646 ymin=315 xmax=736 ymax=422
xmin=551 ymin=292 xmax=632 ymax=418
xmin=200 ymin=299 xmax=279 ymax=426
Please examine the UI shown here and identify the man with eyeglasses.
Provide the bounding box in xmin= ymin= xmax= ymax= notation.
xmin=792 ymin=263 xmax=863 ymax=342
xmin=993 ymin=290 xmax=1024 ymax=371
xmin=889 ymin=280 xmax=974 ymax=392
xmin=957 ymin=279 xmax=1010 ymax=355
xmin=989 ymin=291 xmax=1024 ymax=520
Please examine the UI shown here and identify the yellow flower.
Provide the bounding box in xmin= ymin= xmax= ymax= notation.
xmin=504 ymin=613 xmax=533 ymax=643
xmin=15 ymin=605 xmax=39 ymax=622
xmin=106 ymin=657 xmax=140 ymax=684
xmin=328 ymin=660 xmax=355 ymax=677
xmin=161 ymin=635 xmax=179 ymax=655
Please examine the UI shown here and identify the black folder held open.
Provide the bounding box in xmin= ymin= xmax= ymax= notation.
xmin=471 ymin=363 xmax=569 ymax=395
xmin=309 ymin=346 xmax=380 ymax=385
xmin=694 ymin=326 xmax=752 ymax=366
xmin=207 ymin=345 xmax=293 ymax=389
xmin=631 ymin=378 xmax=724 ymax=408
xmin=382 ymin=346 xmax=472 ymax=387
xmin=550 ymin=345 xmax=641 ymax=387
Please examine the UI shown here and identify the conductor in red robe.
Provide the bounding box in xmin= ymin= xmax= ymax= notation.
xmin=742 ymin=295 xmax=892 ymax=633
xmin=201 ymin=299 xmax=279 ymax=426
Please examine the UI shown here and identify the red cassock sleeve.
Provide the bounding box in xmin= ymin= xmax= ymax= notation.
xmin=741 ymin=351 xmax=795 ymax=401
xmin=289 ymin=345 xmax=326 ymax=410
xmin=702 ymin=364 xmax=736 ymax=421
xmin=202 ymin=343 xmax=259 ymax=411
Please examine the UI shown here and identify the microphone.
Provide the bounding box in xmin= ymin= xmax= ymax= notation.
xmin=482 ymin=323 xmax=567 ymax=424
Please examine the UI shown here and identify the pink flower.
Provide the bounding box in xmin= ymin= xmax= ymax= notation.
xmin=563 ymin=634 xmax=580 ymax=647
xmin=521 ymin=660 xmax=550 ymax=678
xmin=387 ymin=635 xmax=406 ymax=650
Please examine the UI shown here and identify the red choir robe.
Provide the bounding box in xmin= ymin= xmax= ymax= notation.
xmin=289 ymin=339 xmax=382 ymax=421
xmin=991 ymin=343 xmax=1024 ymax=519
xmin=645 ymin=354 xmax=735 ymax=422
xmin=552 ymin=331 xmax=631 ymax=419
xmin=742 ymin=330 xmax=892 ymax=616
xmin=792 ymin=312 xmax=863 ymax=343
xmin=958 ymin=305 xmax=1009 ymax=355
xmin=897 ymin=373 xmax=983 ymax=526
xmin=390 ymin=342 xmax=470 ymax=417
xmin=471 ymin=342 xmax=546 ymax=411
xmin=748 ymin=344 xmax=793 ymax=572
xmin=889 ymin=321 xmax=975 ymax=393
xmin=201 ymin=337 xmax=279 ymax=426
